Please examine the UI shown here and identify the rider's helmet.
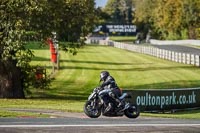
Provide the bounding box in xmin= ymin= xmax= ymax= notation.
xmin=100 ymin=71 xmax=110 ymax=81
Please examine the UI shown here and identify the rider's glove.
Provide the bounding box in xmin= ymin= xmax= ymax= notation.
xmin=94 ymin=87 xmax=103 ymax=92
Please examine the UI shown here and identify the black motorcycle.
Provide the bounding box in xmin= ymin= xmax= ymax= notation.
xmin=84 ymin=87 xmax=140 ymax=118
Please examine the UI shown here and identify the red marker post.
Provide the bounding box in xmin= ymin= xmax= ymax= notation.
xmin=47 ymin=38 xmax=58 ymax=71
xmin=47 ymin=38 xmax=57 ymax=63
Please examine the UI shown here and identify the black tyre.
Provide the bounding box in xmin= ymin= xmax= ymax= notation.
xmin=124 ymin=104 xmax=140 ymax=118
xmin=84 ymin=100 xmax=101 ymax=118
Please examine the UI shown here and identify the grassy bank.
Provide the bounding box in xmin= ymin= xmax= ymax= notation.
xmin=109 ymin=36 xmax=136 ymax=42
xmin=1 ymin=43 xmax=200 ymax=118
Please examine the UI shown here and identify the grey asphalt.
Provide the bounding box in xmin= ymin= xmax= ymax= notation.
xmin=0 ymin=112 xmax=200 ymax=133
xmin=1 ymin=126 xmax=200 ymax=133
xmin=0 ymin=116 xmax=200 ymax=125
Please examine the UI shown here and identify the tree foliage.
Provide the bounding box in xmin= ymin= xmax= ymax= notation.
xmin=153 ymin=0 xmax=183 ymax=39
xmin=134 ymin=0 xmax=200 ymax=40
xmin=0 ymin=0 xmax=39 ymax=98
xmin=103 ymin=0 xmax=133 ymax=23
xmin=0 ymin=0 xmax=96 ymax=98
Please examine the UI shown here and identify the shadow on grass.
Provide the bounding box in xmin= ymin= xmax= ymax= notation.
xmin=31 ymin=57 xmax=197 ymax=73
xmin=60 ymin=59 xmax=137 ymax=65
xmin=30 ymin=91 xmax=88 ymax=101
xmin=58 ymin=65 xmax=195 ymax=72
xmin=30 ymin=80 xmax=90 ymax=101
xmin=32 ymin=56 xmax=50 ymax=61
xmin=30 ymin=80 xmax=200 ymax=100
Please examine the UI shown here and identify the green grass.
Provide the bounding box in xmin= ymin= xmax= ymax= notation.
xmin=142 ymin=109 xmax=200 ymax=119
xmin=1 ymin=42 xmax=200 ymax=118
xmin=109 ymin=36 xmax=136 ymax=42
xmin=0 ymin=109 xmax=48 ymax=118
xmin=0 ymin=99 xmax=83 ymax=112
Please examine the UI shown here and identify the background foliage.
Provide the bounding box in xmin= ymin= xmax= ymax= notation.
xmin=133 ymin=0 xmax=200 ymax=40
xmin=100 ymin=0 xmax=200 ymax=39
xmin=0 ymin=0 xmax=96 ymax=98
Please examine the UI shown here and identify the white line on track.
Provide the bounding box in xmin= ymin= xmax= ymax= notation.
xmin=0 ymin=124 xmax=200 ymax=128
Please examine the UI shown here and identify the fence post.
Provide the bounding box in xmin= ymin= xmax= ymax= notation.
xmin=159 ymin=49 xmax=162 ymax=58
xmin=182 ymin=53 xmax=186 ymax=64
xmin=155 ymin=48 xmax=158 ymax=57
xmin=187 ymin=54 xmax=190 ymax=64
xmin=198 ymin=55 xmax=200 ymax=67
xmin=191 ymin=54 xmax=195 ymax=65
xmin=171 ymin=51 xmax=174 ymax=61
xmin=169 ymin=51 xmax=172 ymax=61
xmin=162 ymin=50 xmax=164 ymax=59
xmin=153 ymin=48 xmax=156 ymax=57
xmin=175 ymin=52 xmax=177 ymax=62
xmin=165 ymin=50 xmax=168 ymax=60
xmin=179 ymin=53 xmax=182 ymax=63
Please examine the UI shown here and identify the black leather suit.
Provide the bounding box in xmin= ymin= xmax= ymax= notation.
xmin=100 ymin=75 xmax=121 ymax=105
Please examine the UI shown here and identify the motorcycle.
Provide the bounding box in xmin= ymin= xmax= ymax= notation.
xmin=84 ymin=87 xmax=140 ymax=118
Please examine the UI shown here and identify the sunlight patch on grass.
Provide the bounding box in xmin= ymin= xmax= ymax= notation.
xmin=0 ymin=109 xmax=48 ymax=118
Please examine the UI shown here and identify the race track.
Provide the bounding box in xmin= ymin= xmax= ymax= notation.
xmin=0 ymin=113 xmax=200 ymax=133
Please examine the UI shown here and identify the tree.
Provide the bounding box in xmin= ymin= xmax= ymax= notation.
xmin=133 ymin=0 xmax=155 ymax=38
xmin=103 ymin=0 xmax=134 ymax=24
xmin=0 ymin=0 xmax=39 ymax=98
xmin=0 ymin=0 xmax=96 ymax=98
xmin=153 ymin=0 xmax=184 ymax=39
xmin=182 ymin=0 xmax=200 ymax=39
xmin=95 ymin=7 xmax=111 ymax=24
xmin=133 ymin=0 xmax=200 ymax=40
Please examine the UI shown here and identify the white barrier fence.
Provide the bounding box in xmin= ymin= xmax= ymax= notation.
xmin=150 ymin=39 xmax=200 ymax=46
xmin=88 ymin=39 xmax=200 ymax=67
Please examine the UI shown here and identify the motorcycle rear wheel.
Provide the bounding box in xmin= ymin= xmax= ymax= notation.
xmin=124 ymin=104 xmax=140 ymax=118
xmin=84 ymin=100 xmax=101 ymax=118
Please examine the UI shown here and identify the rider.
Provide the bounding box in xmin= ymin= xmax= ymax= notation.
xmin=99 ymin=71 xmax=122 ymax=112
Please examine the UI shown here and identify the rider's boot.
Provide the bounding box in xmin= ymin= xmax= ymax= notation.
xmin=115 ymin=98 xmax=122 ymax=108
xmin=105 ymin=103 xmax=112 ymax=113
xmin=109 ymin=92 xmax=123 ymax=109
xmin=116 ymin=99 xmax=124 ymax=112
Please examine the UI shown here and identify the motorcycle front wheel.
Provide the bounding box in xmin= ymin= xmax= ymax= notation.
xmin=124 ymin=104 xmax=140 ymax=118
xmin=84 ymin=100 xmax=101 ymax=118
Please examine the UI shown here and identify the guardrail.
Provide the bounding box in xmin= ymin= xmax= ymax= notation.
xmin=88 ymin=39 xmax=200 ymax=67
